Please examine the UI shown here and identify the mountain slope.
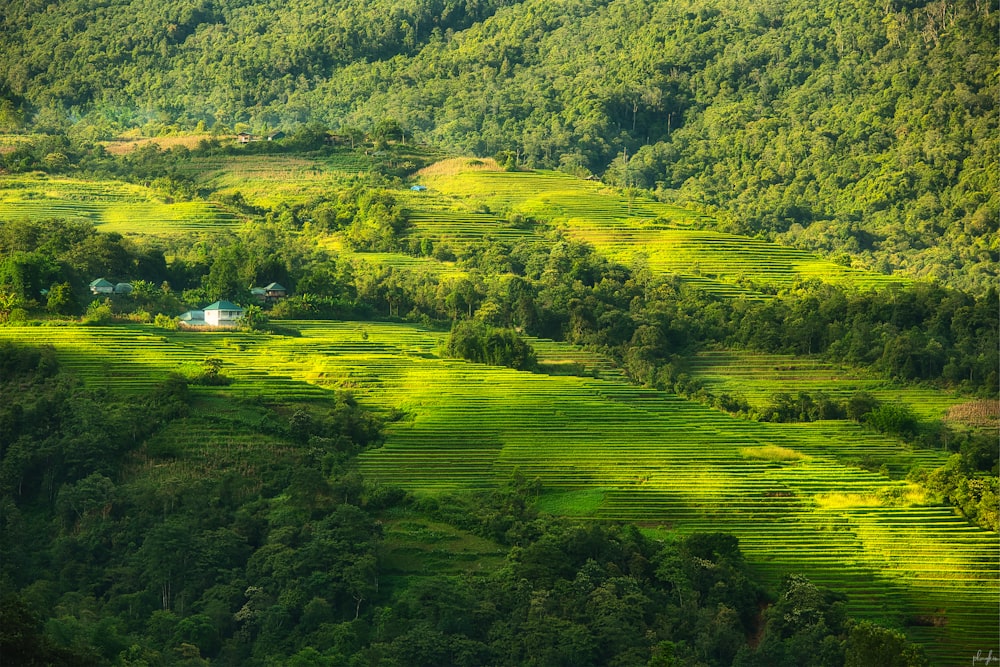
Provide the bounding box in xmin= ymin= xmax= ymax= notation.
xmin=1 ymin=0 xmax=996 ymax=290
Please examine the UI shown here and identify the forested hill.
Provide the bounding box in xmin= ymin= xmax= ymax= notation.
xmin=1 ymin=0 xmax=997 ymax=290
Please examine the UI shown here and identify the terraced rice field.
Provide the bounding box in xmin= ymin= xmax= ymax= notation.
xmin=0 ymin=321 xmax=994 ymax=665
xmin=414 ymin=162 xmax=907 ymax=297
xmin=331 ymin=247 xmax=469 ymax=279
xmin=0 ymin=173 xmax=241 ymax=234
xmin=404 ymin=207 xmax=539 ymax=245
xmin=176 ymin=151 xmax=378 ymax=208
xmin=99 ymin=134 xmax=215 ymax=155
xmin=687 ymin=349 xmax=964 ymax=421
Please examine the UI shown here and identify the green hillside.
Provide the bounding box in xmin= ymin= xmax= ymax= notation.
xmin=0 ymin=320 xmax=994 ymax=666
xmin=0 ymin=1 xmax=997 ymax=662
xmin=1 ymin=0 xmax=996 ymax=290
xmin=0 ymin=151 xmax=996 ymax=665
xmin=412 ymin=159 xmax=909 ymax=297
xmin=0 ymin=172 xmax=242 ymax=235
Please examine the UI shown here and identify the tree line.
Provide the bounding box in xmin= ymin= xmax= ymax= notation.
xmin=4 ymin=214 xmax=995 ymax=394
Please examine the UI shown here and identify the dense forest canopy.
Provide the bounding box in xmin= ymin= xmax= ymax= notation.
xmin=0 ymin=0 xmax=996 ymax=290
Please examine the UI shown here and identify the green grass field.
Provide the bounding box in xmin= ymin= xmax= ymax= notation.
xmin=326 ymin=243 xmax=470 ymax=280
xmin=175 ymin=151 xmax=373 ymax=209
xmin=0 ymin=173 xmax=241 ymax=234
xmin=0 ymin=320 xmax=993 ymax=666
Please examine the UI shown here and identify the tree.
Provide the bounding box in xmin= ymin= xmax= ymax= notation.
xmin=845 ymin=621 xmax=928 ymax=667
xmin=864 ymin=403 xmax=919 ymax=439
xmin=46 ymin=282 xmax=78 ymax=315
xmin=846 ymin=392 xmax=879 ymax=422
xmin=0 ymin=98 xmax=25 ymax=131
xmin=0 ymin=291 xmax=21 ymax=323
xmin=446 ymin=320 xmax=537 ymax=370
xmin=194 ymin=357 xmax=230 ymax=386
xmin=240 ymin=304 xmax=268 ymax=332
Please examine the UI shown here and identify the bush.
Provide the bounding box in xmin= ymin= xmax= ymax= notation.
xmin=154 ymin=313 xmax=178 ymax=329
xmin=446 ymin=320 xmax=537 ymax=370
xmin=864 ymin=403 xmax=919 ymax=439
xmin=82 ymin=300 xmax=114 ymax=325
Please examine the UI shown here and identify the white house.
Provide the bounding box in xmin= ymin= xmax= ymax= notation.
xmin=203 ymin=300 xmax=244 ymax=327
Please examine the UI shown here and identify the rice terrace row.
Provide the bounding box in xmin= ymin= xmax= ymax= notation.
xmin=0 ymin=320 xmax=994 ymax=665
xmin=412 ymin=160 xmax=909 ymax=297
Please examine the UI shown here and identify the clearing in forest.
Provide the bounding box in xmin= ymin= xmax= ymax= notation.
xmin=175 ymin=151 xmax=373 ymax=209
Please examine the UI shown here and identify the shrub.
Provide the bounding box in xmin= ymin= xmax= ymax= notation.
xmin=447 ymin=320 xmax=537 ymax=370
xmin=83 ymin=299 xmax=114 ymax=325
xmin=864 ymin=403 xmax=919 ymax=439
xmin=154 ymin=313 xmax=178 ymax=329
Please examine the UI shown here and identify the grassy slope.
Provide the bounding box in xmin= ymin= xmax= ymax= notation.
xmin=686 ymin=349 xmax=963 ymax=421
xmin=0 ymin=172 xmax=241 ymax=235
xmin=0 ymin=320 xmax=994 ymax=666
xmin=413 ymin=159 xmax=909 ymax=297
xmin=0 ymin=146 xmax=392 ymax=238
xmin=2 ymin=154 xmax=994 ymax=664
xmin=176 ymin=149 xmax=376 ymax=208
xmin=0 ymin=151 xmax=911 ymax=295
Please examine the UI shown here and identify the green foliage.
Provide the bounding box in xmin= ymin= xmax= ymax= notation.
xmin=759 ymin=391 xmax=846 ymax=423
xmin=82 ymin=299 xmax=114 ymax=324
xmin=2 ymin=0 xmax=994 ymax=290
xmin=735 ymin=574 xmax=850 ymax=667
xmin=0 ymin=346 xmax=188 ymax=523
xmin=447 ymin=319 xmax=537 ymax=370
xmin=846 ymin=391 xmax=880 ymax=422
xmin=342 ymin=190 xmax=410 ymax=252
xmin=191 ymin=356 xmax=231 ymax=386
xmin=0 ymin=347 xmax=390 ymax=664
xmin=239 ymin=304 xmax=269 ymax=332
xmin=0 ymin=594 xmax=102 ymax=666
xmin=154 ymin=312 xmax=179 ymax=329
xmin=913 ymin=455 xmax=999 ymax=532
xmin=844 ymin=620 xmax=929 ymax=667
xmin=863 ymin=403 xmax=920 ymax=439
xmin=0 ymin=340 xmax=57 ymax=377
xmin=45 ymin=281 xmax=78 ymax=316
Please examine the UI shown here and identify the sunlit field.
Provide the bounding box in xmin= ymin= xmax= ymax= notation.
xmin=0 ymin=320 xmax=993 ymax=665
